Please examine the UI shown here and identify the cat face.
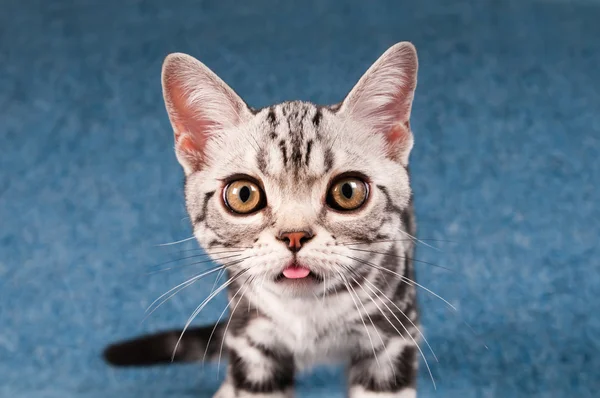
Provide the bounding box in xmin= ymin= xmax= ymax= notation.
xmin=162 ymin=43 xmax=418 ymax=297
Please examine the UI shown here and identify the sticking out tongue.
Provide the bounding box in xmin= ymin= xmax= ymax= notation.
xmin=282 ymin=265 xmax=311 ymax=279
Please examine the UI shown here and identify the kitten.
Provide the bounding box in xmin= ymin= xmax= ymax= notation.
xmin=105 ymin=42 xmax=423 ymax=398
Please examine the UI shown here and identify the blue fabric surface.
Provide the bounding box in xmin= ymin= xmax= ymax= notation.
xmin=1 ymin=0 xmax=599 ymax=397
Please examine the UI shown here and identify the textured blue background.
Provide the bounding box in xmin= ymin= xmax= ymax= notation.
xmin=1 ymin=0 xmax=599 ymax=397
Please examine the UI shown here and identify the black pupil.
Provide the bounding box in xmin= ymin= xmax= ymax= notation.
xmin=341 ymin=183 xmax=353 ymax=199
xmin=239 ymin=186 xmax=251 ymax=203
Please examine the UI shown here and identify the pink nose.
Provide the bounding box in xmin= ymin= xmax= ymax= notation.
xmin=278 ymin=231 xmax=313 ymax=252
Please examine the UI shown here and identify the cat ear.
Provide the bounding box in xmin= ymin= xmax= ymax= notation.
xmin=339 ymin=42 xmax=418 ymax=165
xmin=162 ymin=53 xmax=252 ymax=174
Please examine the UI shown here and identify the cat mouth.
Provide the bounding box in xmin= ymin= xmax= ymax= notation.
xmin=274 ymin=262 xmax=322 ymax=283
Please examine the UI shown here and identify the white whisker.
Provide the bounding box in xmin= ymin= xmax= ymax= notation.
xmin=347 ymin=255 xmax=457 ymax=311
xmin=217 ymin=277 xmax=253 ymax=374
xmin=172 ymin=269 xmax=249 ymax=361
xmin=357 ymin=277 xmax=436 ymax=390
xmin=148 ymin=253 xmax=242 ymax=274
xmin=144 ymin=257 xmax=251 ymax=322
xmin=143 ymin=265 xmax=224 ymax=321
xmin=347 ymin=275 xmax=398 ymax=375
xmin=156 ymin=236 xmax=196 ymax=246
xmin=336 ymin=271 xmax=381 ymax=369
xmin=360 ymin=275 xmax=438 ymax=363
xmin=398 ymin=229 xmax=441 ymax=252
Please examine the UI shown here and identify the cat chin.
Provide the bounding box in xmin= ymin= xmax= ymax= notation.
xmin=267 ymin=274 xmax=324 ymax=298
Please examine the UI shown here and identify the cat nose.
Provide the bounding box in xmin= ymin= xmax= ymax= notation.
xmin=277 ymin=231 xmax=314 ymax=253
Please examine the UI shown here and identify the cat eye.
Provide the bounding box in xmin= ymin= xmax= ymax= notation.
xmin=223 ymin=180 xmax=266 ymax=214
xmin=326 ymin=177 xmax=369 ymax=211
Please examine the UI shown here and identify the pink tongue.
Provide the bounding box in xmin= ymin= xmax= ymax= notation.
xmin=282 ymin=265 xmax=311 ymax=279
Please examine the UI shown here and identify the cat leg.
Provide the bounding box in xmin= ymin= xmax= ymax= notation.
xmin=348 ymin=338 xmax=417 ymax=398
xmin=213 ymin=378 xmax=293 ymax=398
xmin=213 ymin=332 xmax=295 ymax=398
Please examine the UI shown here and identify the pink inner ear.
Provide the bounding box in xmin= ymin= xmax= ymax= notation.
xmin=167 ymin=77 xmax=213 ymax=164
xmin=386 ymin=123 xmax=411 ymax=158
xmin=378 ymin=94 xmax=412 ymax=157
xmin=177 ymin=133 xmax=205 ymax=155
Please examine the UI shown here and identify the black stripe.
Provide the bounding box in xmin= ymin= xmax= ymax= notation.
xmin=305 ymin=140 xmax=313 ymax=166
xmin=204 ymin=219 xmax=239 ymax=247
xmin=257 ymin=147 xmax=267 ymax=174
xmin=376 ymin=185 xmax=404 ymax=214
xmin=207 ymin=239 xmax=223 ymax=249
xmin=247 ymin=339 xmax=292 ymax=362
xmin=194 ymin=191 xmax=215 ymax=224
xmin=267 ymin=107 xmax=277 ymax=125
xmin=350 ymin=344 xmax=416 ymax=392
xmin=350 ymin=338 xmax=389 ymax=366
xmin=366 ymin=300 xmax=411 ymax=338
xmin=403 ymin=195 xmax=416 ymax=235
xmin=390 ymin=250 xmax=412 ymax=303
xmin=312 ymin=108 xmax=322 ymax=127
xmin=227 ymin=299 xmax=255 ymax=337
xmin=292 ymin=144 xmax=302 ymax=168
xmin=300 ymin=107 xmax=309 ymax=138
xmin=229 ymin=348 xmax=294 ymax=393
xmin=324 ymin=148 xmax=334 ymax=172
xmin=330 ymin=266 xmax=371 ymax=295
xmin=279 ymin=140 xmax=288 ymax=166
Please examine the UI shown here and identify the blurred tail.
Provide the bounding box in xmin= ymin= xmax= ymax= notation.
xmin=103 ymin=322 xmax=226 ymax=367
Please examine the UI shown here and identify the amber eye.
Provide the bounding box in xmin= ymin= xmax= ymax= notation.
xmin=327 ymin=177 xmax=369 ymax=211
xmin=223 ymin=180 xmax=266 ymax=214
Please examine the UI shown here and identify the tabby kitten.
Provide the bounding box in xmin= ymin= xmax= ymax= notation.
xmin=105 ymin=42 xmax=424 ymax=398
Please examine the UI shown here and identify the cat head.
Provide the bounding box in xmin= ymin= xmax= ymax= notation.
xmin=162 ymin=42 xmax=418 ymax=298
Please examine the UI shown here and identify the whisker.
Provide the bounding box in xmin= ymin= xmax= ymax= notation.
xmin=344 ymin=272 xmax=398 ymax=375
xmin=336 ymin=238 xmax=453 ymax=249
xmin=398 ymin=229 xmax=442 ymax=252
xmin=156 ymin=236 xmax=196 ymax=246
xmin=344 ymin=254 xmax=485 ymax=347
xmin=346 ymin=255 xmax=457 ymax=311
xmin=217 ymin=276 xmax=254 ymax=374
xmin=144 ymin=257 xmax=251 ymax=319
xmin=147 ymin=252 xmax=243 ymax=273
xmin=346 ymin=247 xmax=454 ymax=272
xmin=172 ymin=269 xmax=250 ymax=361
xmin=143 ymin=265 xmax=224 ymax=322
xmin=169 ymin=247 xmax=250 ymax=255
xmin=337 ymin=238 xmax=451 ymax=246
xmin=350 ymin=273 xmax=436 ymax=390
xmin=203 ymin=274 xmax=250 ymax=366
xmin=209 ymin=268 xmax=227 ymax=297
xmin=356 ymin=272 xmax=439 ymax=363
xmin=336 ymin=271 xmax=381 ymax=369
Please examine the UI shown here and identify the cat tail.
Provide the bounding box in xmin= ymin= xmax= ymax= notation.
xmin=103 ymin=322 xmax=226 ymax=366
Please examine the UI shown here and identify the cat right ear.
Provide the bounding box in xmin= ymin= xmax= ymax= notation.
xmin=338 ymin=42 xmax=418 ymax=166
xmin=162 ymin=53 xmax=252 ymax=174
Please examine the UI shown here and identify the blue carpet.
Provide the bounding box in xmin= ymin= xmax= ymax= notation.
xmin=1 ymin=0 xmax=599 ymax=397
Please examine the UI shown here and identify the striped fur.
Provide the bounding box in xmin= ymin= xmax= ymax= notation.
xmin=105 ymin=42 xmax=422 ymax=397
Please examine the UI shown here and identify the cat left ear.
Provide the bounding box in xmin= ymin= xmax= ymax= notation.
xmin=162 ymin=53 xmax=252 ymax=174
xmin=338 ymin=42 xmax=418 ymax=165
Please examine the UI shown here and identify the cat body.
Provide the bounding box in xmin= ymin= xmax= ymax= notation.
xmin=105 ymin=42 xmax=422 ymax=398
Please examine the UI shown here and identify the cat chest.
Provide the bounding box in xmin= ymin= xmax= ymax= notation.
xmin=272 ymin=314 xmax=357 ymax=367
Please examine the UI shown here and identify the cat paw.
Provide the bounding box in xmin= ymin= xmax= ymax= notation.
xmin=212 ymin=382 xmax=235 ymax=398
xmin=349 ymin=386 xmax=416 ymax=398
